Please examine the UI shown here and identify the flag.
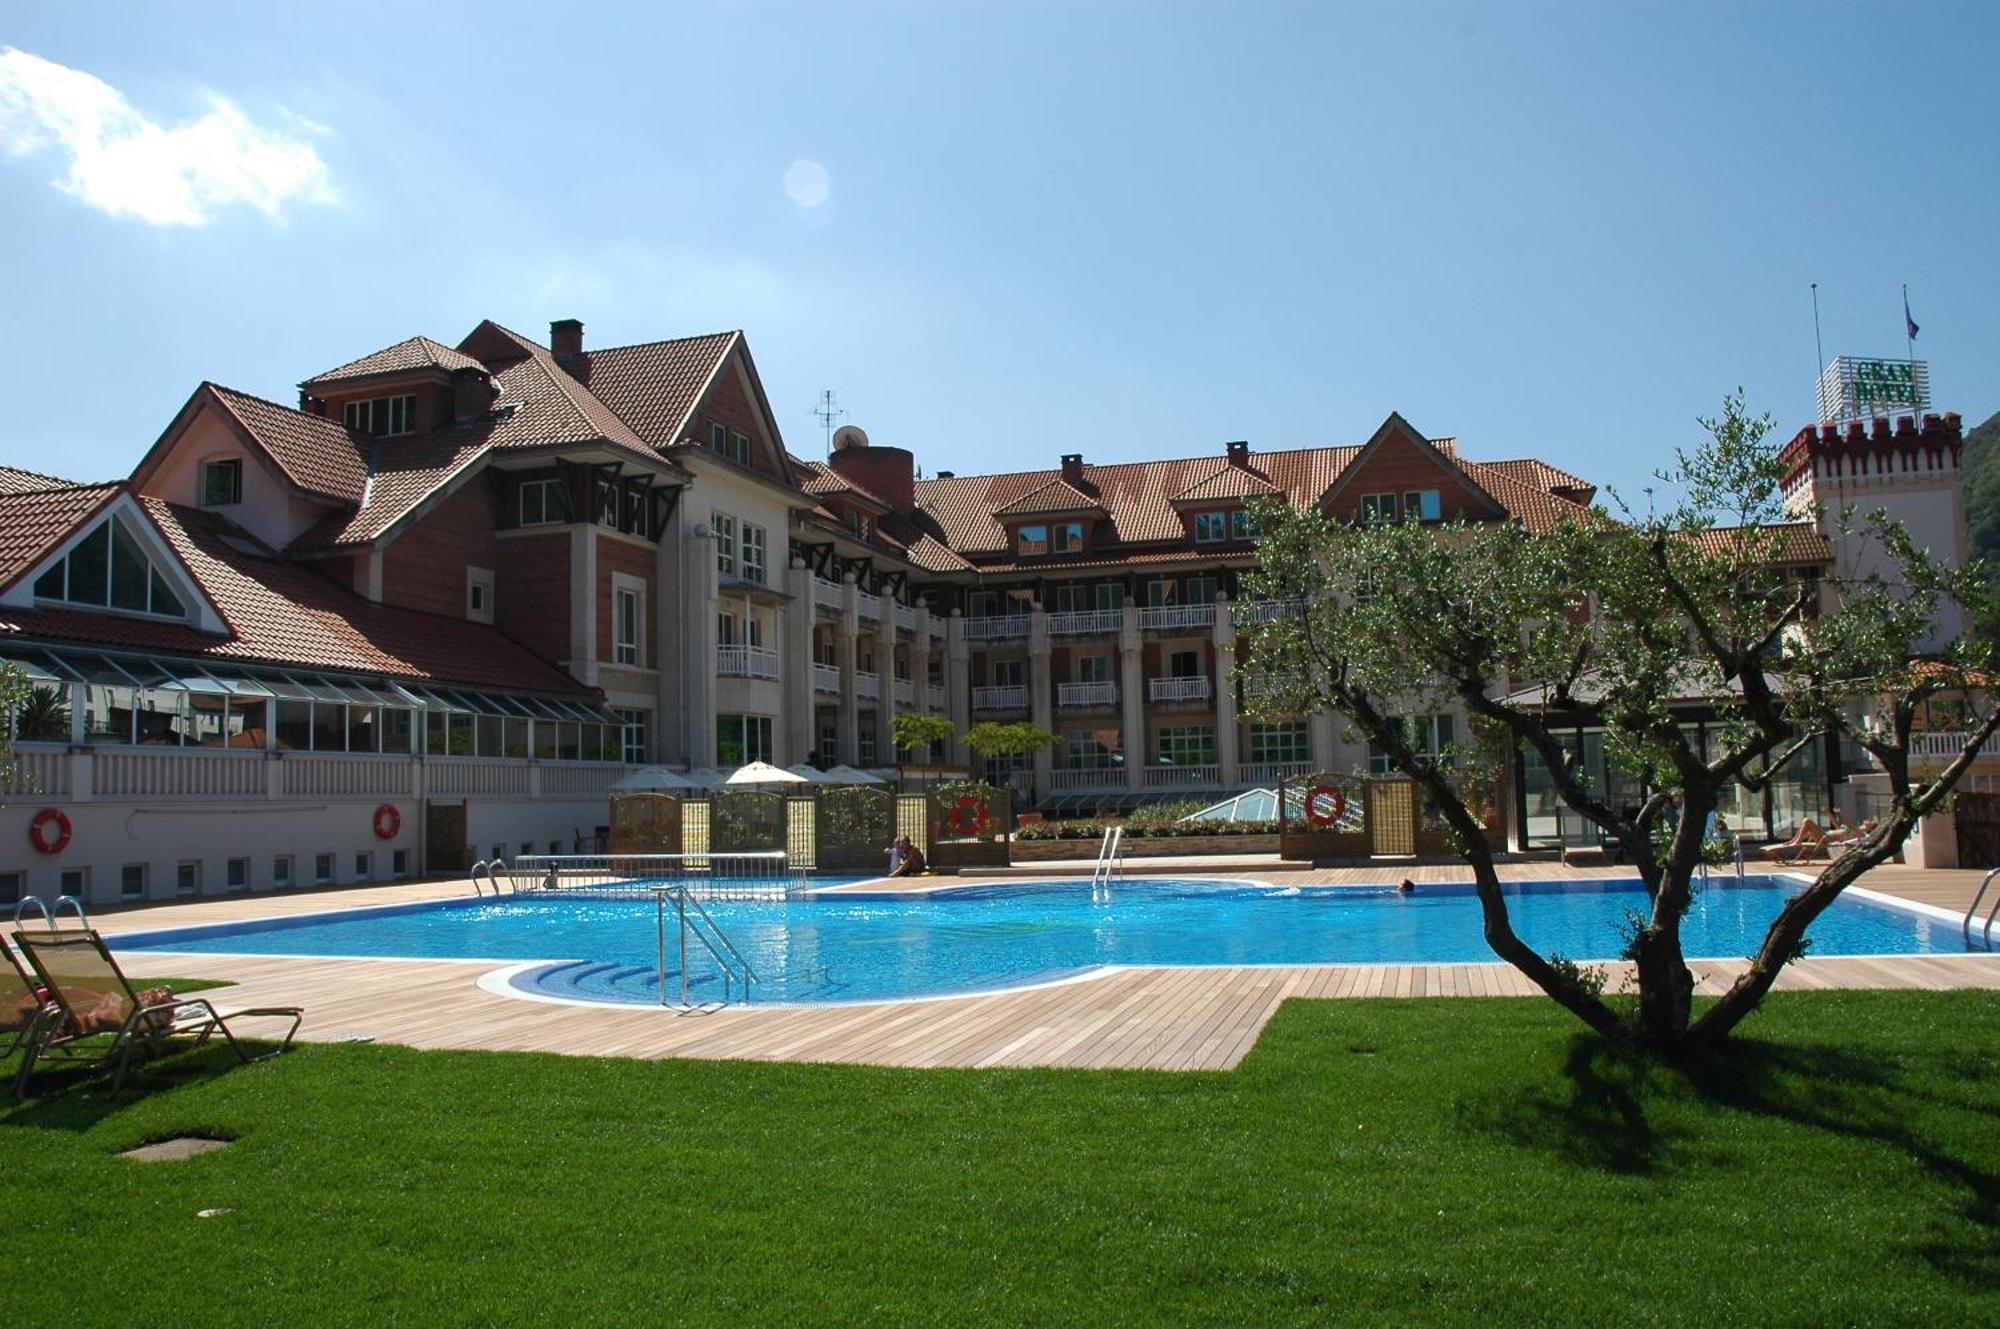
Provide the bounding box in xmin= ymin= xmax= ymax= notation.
xmin=1904 ymin=289 xmax=1919 ymax=342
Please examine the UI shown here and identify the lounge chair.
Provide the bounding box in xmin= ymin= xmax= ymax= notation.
xmin=1763 ymin=819 xmax=1829 ymax=864
xmin=1 ymin=940 xmax=56 ymax=1060
xmin=11 ymin=929 xmax=302 ymax=1097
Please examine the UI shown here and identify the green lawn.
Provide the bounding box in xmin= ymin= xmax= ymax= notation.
xmin=5 ymin=991 xmax=1995 ymax=1326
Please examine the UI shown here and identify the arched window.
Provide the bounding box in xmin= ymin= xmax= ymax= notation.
xmin=31 ymin=515 xmax=187 ymax=618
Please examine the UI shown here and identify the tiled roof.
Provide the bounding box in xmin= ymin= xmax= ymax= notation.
xmin=1457 ymin=461 xmax=1596 ymax=535
xmin=289 ymin=436 xmax=491 ymax=551
xmin=0 ymin=484 xmax=121 ymax=591
xmin=1482 ymin=457 xmax=1594 ymax=495
xmin=1682 ymin=521 xmax=1831 ymax=565
xmin=0 ymin=463 xmax=80 ymax=494
xmin=206 ymin=384 xmax=371 ymax=503
xmin=0 ymin=499 xmax=591 ymax=696
xmin=305 ymin=335 xmax=489 ymax=384
xmin=570 ymin=331 xmax=738 ymax=449
xmin=465 ymin=324 xmax=658 ymax=461
xmin=795 ymin=457 xmax=891 ymax=509
xmin=1170 ymin=464 xmax=1284 ymax=503
xmin=991 ymin=477 xmax=1106 ymax=517
xmin=902 ymin=531 xmax=976 ymax=574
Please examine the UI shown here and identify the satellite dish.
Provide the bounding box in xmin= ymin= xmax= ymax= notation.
xmin=830 ymin=424 xmax=870 ymax=452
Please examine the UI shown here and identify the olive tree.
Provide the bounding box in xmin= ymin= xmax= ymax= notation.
xmin=1240 ymin=394 xmax=1997 ymax=1050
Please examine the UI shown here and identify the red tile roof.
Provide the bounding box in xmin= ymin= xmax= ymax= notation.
xmin=304 ymin=335 xmax=489 ymax=384
xmin=992 ymin=477 xmax=1107 ymax=517
xmin=1170 ymin=464 xmax=1285 ymax=504
xmin=570 ymin=332 xmax=739 ymax=449
xmin=206 ymin=384 xmax=371 ymax=503
xmin=289 ymin=436 xmax=491 ymax=551
xmin=463 ymin=324 xmax=659 ymax=461
xmin=794 ymin=457 xmax=893 ymax=510
xmin=0 ymin=464 xmax=81 ymax=494
xmin=0 ymin=499 xmax=591 ymax=696
xmin=1682 ymin=521 xmax=1831 ymax=565
xmin=0 ymin=484 xmax=121 ymax=591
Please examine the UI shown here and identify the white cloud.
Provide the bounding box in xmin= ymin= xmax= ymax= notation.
xmin=0 ymin=46 xmax=333 ymax=226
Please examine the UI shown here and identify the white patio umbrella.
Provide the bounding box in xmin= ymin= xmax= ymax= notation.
xmin=819 ymin=765 xmax=887 ymax=785
xmin=724 ymin=760 xmax=809 ymax=786
xmin=786 ymin=762 xmax=837 ymax=783
xmin=608 ymin=766 xmax=699 ymax=793
xmin=683 ymin=767 xmax=730 ymax=790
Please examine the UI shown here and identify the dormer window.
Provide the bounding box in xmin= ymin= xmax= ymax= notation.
xmin=343 ymin=394 xmax=416 ymax=438
xmin=201 ymin=459 xmax=242 ymax=507
xmin=1360 ymin=493 xmax=1398 ymax=523
xmin=1230 ymin=508 xmax=1258 ymax=540
xmin=32 ymin=515 xmax=187 ymax=619
xmin=1016 ymin=524 xmax=1049 ymax=556
xmin=707 ymin=423 xmax=750 ymax=465
xmin=1193 ymin=512 xmax=1228 ymax=543
xmin=1404 ymin=489 xmax=1442 ymax=522
xmin=1052 ymin=521 xmax=1084 ymax=553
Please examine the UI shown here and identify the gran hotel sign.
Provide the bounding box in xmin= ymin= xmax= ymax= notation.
xmin=1817 ymin=356 xmax=1931 ymax=422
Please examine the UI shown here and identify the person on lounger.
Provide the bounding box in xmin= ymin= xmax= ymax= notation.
xmin=1766 ymin=815 xmax=1830 ymax=863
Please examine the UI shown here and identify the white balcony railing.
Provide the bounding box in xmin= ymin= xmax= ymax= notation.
xmin=812 ymin=662 xmax=841 ymax=694
xmin=1148 ymin=676 xmax=1212 ymax=703
xmin=95 ymin=749 xmax=264 ymax=799
xmin=1911 ymin=730 xmax=2000 ymax=761
xmin=965 ymin=615 xmax=1030 ymax=641
xmin=1240 ymin=670 xmax=1303 ymax=701
xmin=856 ymin=671 xmax=882 ymax=701
xmin=1142 ymin=764 xmax=1221 ymax=787
xmin=1139 ymin=603 xmax=1217 ymax=632
xmin=1049 ymin=768 xmax=1126 ymax=790
xmin=1240 ymin=760 xmax=1314 ymax=787
xmin=4 ymin=746 xmax=69 ymax=798
xmin=813 ymin=577 xmax=845 ymax=610
xmin=894 ymin=677 xmax=914 ymax=705
xmin=717 ymin=645 xmax=780 ymax=679
xmin=429 ymin=758 xmax=532 ymax=797
xmin=972 ymin=685 xmax=1028 ymax=711
xmin=929 ymin=616 xmax=947 ymax=641
xmin=1047 ymin=608 xmax=1123 ymax=636
xmin=926 ymin=684 xmax=947 ymax=710
xmin=858 ymin=592 xmax=883 ymax=621
xmin=283 ymin=754 xmax=416 ymax=799
xmin=1234 ymin=598 xmax=1303 ymax=625
xmin=896 ymin=603 xmax=916 ymax=632
xmin=1057 ymin=681 xmax=1118 ymax=708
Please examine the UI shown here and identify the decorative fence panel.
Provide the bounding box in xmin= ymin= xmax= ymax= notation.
xmin=926 ymin=784 xmax=1013 ymax=871
xmin=815 ymin=785 xmax=898 ymax=872
xmin=710 ymin=790 xmax=789 ymax=855
xmin=608 ymin=793 xmax=684 ymax=855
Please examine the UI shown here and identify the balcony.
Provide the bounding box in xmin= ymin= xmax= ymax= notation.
xmin=1049 ymin=768 xmax=1126 ymax=791
xmin=972 ymin=684 xmax=1028 ymax=711
xmin=858 ymin=592 xmax=883 ymax=621
xmin=1047 ymin=608 xmax=1123 ymax=636
xmin=813 ymin=578 xmax=844 ymax=611
xmin=893 ymin=677 xmax=914 ymax=705
xmin=812 ymin=662 xmax=841 ymax=694
xmin=1147 ymin=676 xmax=1212 ymax=703
xmin=717 ymin=645 xmax=780 ymax=679
xmin=895 ymin=602 xmax=916 ymax=632
xmin=965 ymin=615 xmax=1030 ymax=641
xmin=1234 ymin=599 xmax=1303 ymax=625
xmin=1142 ymin=764 xmax=1220 ymax=788
xmin=1139 ymin=603 xmax=1216 ymax=633
xmin=856 ymin=670 xmax=881 ymax=701
xmin=926 ymin=683 xmax=947 ymax=710
xmin=1057 ymin=681 xmax=1119 ymax=708
xmin=1911 ymin=730 xmax=2000 ymax=762
xmin=1240 ymin=760 xmax=1314 ymax=786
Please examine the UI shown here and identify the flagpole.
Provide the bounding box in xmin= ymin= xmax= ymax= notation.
xmin=1902 ymin=283 xmax=1915 ymax=365
xmin=1811 ymin=283 xmax=1826 ymax=420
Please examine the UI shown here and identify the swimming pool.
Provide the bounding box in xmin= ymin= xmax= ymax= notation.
xmin=110 ymin=874 xmax=1964 ymax=1007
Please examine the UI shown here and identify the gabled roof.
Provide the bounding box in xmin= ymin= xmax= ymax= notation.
xmin=305 ymin=336 xmax=488 ymax=385
xmin=1681 ymin=521 xmax=1832 ymax=565
xmin=204 ymin=384 xmax=371 ymax=503
xmin=0 ymin=463 xmax=81 ymax=495
xmin=1170 ymin=464 xmax=1284 ymax=504
xmin=0 ymin=483 xmax=122 ymax=591
xmin=289 ymin=435 xmax=491 ymax=551
xmin=794 ymin=457 xmax=892 ymax=511
xmin=1315 ymin=412 xmax=1507 ymax=519
xmin=902 ymin=531 xmax=976 ymax=574
xmin=569 ymin=331 xmax=739 ymax=450
xmin=992 ymin=477 xmax=1106 ymax=518
xmin=458 ymin=322 xmax=657 ymax=460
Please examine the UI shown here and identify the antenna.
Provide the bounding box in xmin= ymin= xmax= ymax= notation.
xmin=811 ymin=389 xmax=846 ymax=457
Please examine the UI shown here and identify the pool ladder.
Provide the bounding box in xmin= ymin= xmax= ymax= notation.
xmin=468 ymin=860 xmax=516 ymax=897
xmin=1963 ymin=867 xmax=2000 ymax=951
xmin=1090 ymin=826 xmax=1126 ymax=894
xmin=652 ymin=885 xmax=759 ymax=1009
xmin=10 ymin=894 xmax=89 ymax=933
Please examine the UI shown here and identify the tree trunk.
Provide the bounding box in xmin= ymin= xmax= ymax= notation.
xmin=1631 ymin=923 xmax=1694 ymax=1047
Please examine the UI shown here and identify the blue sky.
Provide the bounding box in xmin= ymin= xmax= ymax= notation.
xmin=2 ymin=2 xmax=1993 ymax=502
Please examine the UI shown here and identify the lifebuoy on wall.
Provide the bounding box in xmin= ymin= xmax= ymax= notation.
xmin=1303 ymin=784 xmax=1347 ymax=829
xmin=372 ymin=803 xmax=402 ymax=841
xmin=27 ymin=807 xmax=70 ymax=855
xmin=946 ymin=796 xmax=989 ymax=837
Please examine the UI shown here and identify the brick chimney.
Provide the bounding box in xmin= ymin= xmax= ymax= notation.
xmin=550 ymin=318 xmax=584 ymax=363
xmin=1225 ymin=440 xmax=1250 ymax=468
xmin=1060 ymin=453 xmax=1084 ymax=486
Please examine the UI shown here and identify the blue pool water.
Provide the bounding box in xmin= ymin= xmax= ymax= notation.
xmin=111 ymin=875 xmax=1962 ymax=1006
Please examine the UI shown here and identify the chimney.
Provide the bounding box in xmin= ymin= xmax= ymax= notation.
xmin=451 ymin=367 xmax=498 ymax=424
xmin=1225 ymin=440 xmax=1250 ymax=468
xmin=828 ymin=438 xmax=917 ymax=514
xmin=1060 ymin=453 xmax=1084 ymax=486
xmin=550 ymin=318 xmax=584 ymax=362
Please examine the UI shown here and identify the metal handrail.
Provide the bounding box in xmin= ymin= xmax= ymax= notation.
xmin=11 ymin=896 xmax=52 ymax=931
xmin=470 ymin=860 xmax=488 ymax=896
xmin=1963 ymin=867 xmax=2000 ymax=948
xmin=52 ymin=895 xmax=87 ymax=929
xmin=653 ymin=885 xmax=760 ymax=1008
xmin=1091 ymin=826 xmax=1125 ymax=892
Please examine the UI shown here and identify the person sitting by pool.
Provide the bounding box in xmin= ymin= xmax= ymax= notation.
xmin=888 ymin=836 xmax=926 ymax=877
xmin=1764 ymin=814 xmax=1831 ymax=863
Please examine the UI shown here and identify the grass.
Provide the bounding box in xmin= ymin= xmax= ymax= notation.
xmin=4 ymin=991 xmax=1996 ymax=1326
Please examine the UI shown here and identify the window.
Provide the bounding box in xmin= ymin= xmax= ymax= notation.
xmin=32 ymin=515 xmax=187 ymax=618
xmin=519 ymin=478 xmax=565 ymax=526
xmin=1155 ymin=726 xmax=1216 ymax=768
xmin=343 ymin=394 xmax=416 ymax=438
xmin=1194 ymin=512 xmax=1229 ymax=543
xmin=273 ymin=855 xmax=293 ymax=889
xmin=1066 ymin=729 xmax=1121 ymax=769
xmin=713 ymin=513 xmax=737 ymax=576
xmin=0 ymin=872 xmax=21 ymax=905
xmin=202 ymin=458 xmax=243 ymax=506
xmin=858 ymin=724 xmax=878 ymax=767
xmin=1404 ymin=489 xmax=1442 ymax=522
xmin=392 ymin=849 xmax=410 ymax=878
xmin=616 ymin=708 xmax=649 ymax=764
xmin=60 ymin=867 xmax=88 ymax=900
xmin=1144 ymin=579 xmax=1177 ymax=607
xmin=1052 ymin=521 xmax=1085 ymax=553
xmin=175 ymin=861 xmax=200 ymax=897
xmin=354 ymin=852 xmax=373 ymax=881
xmin=1230 ymin=508 xmax=1258 ymax=540
xmin=989 ymin=659 xmax=1026 ymax=689
xmin=740 ymin=522 xmax=767 ymax=585
xmin=1168 ymin=650 xmax=1201 ymax=679
xmin=314 ymin=852 xmax=335 ymax=885
xmin=709 ymin=424 xmax=751 ymax=465
xmin=716 ymin=714 xmax=773 ymax=765
xmin=466 ymin=567 xmax=495 ymax=624
xmin=1359 ymin=493 xmax=1398 ymax=523
xmin=817 ymin=719 xmax=838 ymax=766
xmin=121 ymin=864 xmax=147 ymax=899
xmin=1368 ymin=713 xmax=1457 ymax=775
xmin=1248 ymin=721 xmax=1311 ymax=764
xmin=614 ymin=586 xmax=642 ymax=665
xmin=710 ymin=422 xmax=727 ymax=451
xmin=1078 ymin=654 xmax=1111 ymax=684
xmin=226 ymin=857 xmax=249 ymax=891
xmin=1185 ymin=575 xmax=1218 ymax=607
xmin=1015 ymin=524 xmax=1049 ymax=556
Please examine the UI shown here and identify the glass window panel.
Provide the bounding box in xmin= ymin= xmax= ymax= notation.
xmin=83 ymin=684 xmax=135 ymax=744
xmin=347 ymin=705 xmax=380 ymax=753
xmin=531 ymin=720 xmax=556 ymax=760
xmin=580 ymin=723 xmax=605 ymax=762
xmin=133 ymin=687 xmax=186 ymax=745
xmin=32 ymin=562 xmax=63 ymax=599
xmin=311 ymin=703 xmax=346 ymax=752
xmin=556 ymin=721 xmax=580 ymax=761
xmin=66 ymin=523 xmax=110 ymax=606
xmin=226 ymin=697 xmax=266 ymax=748
xmin=275 ymin=700 xmax=312 ymax=750
xmin=110 ymin=520 xmax=149 ymax=611
xmin=503 ymin=717 xmax=529 ymax=758
xmin=476 ymin=714 xmax=503 ymax=756
xmin=188 ymin=692 xmax=227 ymax=746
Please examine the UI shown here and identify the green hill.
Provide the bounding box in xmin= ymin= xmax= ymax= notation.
xmin=1965 ymin=409 xmax=2000 ymax=565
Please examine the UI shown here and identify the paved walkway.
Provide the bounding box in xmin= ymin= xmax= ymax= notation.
xmin=79 ymin=863 xmax=2000 ymax=1072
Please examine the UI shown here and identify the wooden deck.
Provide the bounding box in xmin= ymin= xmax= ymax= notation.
xmin=76 ymin=864 xmax=2000 ymax=1073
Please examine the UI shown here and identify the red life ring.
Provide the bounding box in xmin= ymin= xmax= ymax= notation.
xmin=947 ymin=796 xmax=989 ymax=837
xmin=372 ymin=803 xmax=402 ymax=840
xmin=27 ymin=808 xmax=70 ymax=856
xmin=1303 ymin=784 xmax=1346 ymax=829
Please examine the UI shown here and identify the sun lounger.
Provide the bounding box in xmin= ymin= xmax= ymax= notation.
xmin=11 ymin=929 xmax=302 ymax=1097
xmin=1 ymin=940 xmax=56 ymax=1060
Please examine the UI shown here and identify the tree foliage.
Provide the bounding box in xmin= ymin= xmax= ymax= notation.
xmin=1240 ymin=393 xmax=1997 ymax=1049
xmin=962 ymin=721 xmax=1060 ymax=760
xmin=0 ymin=664 xmax=30 ymax=803
xmin=891 ymin=712 xmax=956 ymax=756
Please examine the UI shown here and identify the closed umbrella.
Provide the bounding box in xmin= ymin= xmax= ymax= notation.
xmin=820 ymin=764 xmax=887 ymax=785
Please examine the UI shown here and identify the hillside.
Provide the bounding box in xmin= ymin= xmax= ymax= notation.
xmin=1964 ymin=409 xmax=2000 ymax=565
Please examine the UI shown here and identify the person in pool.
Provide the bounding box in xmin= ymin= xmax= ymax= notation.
xmin=888 ymin=836 xmax=927 ymax=877
xmin=1397 ymin=878 xmax=1415 ymax=894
